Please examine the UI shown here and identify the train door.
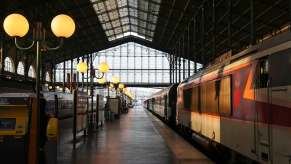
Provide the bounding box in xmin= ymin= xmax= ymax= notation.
xmin=254 ymin=57 xmax=272 ymax=163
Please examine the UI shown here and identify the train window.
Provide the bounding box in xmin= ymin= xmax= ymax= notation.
xmin=219 ymin=76 xmax=232 ymax=116
xmin=257 ymin=59 xmax=269 ymax=88
xmin=192 ymin=86 xmax=200 ymax=112
xmin=201 ymin=81 xmax=219 ymax=114
xmin=183 ymin=88 xmax=192 ymax=110
xmin=269 ymin=49 xmax=291 ymax=87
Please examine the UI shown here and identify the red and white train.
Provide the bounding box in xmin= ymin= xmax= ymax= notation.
xmin=144 ymin=31 xmax=291 ymax=163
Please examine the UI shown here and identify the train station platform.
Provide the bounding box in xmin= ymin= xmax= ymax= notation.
xmin=59 ymin=106 xmax=212 ymax=164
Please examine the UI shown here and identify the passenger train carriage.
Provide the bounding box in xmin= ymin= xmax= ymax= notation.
xmin=145 ymin=84 xmax=178 ymax=124
xmin=145 ymin=31 xmax=291 ymax=163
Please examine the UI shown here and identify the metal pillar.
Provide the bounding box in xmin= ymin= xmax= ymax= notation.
xmin=50 ymin=63 xmax=54 ymax=87
xmin=155 ymin=50 xmax=157 ymax=82
xmin=90 ymin=54 xmax=94 ymax=121
xmin=187 ymin=25 xmax=191 ymax=77
xmin=169 ymin=54 xmax=172 ymax=83
xmin=182 ymin=37 xmax=186 ymax=80
xmin=86 ymin=55 xmax=89 ymax=94
xmin=70 ymin=59 xmax=73 ymax=93
xmin=76 ymin=58 xmax=80 ymax=89
xmin=175 ymin=53 xmax=178 ymax=83
xmin=35 ymin=41 xmax=41 ymax=164
xmin=178 ymin=42 xmax=181 ymax=82
xmin=147 ymin=47 xmax=150 ymax=83
xmin=53 ymin=65 xmax=56 ymax=91
xmin=81 ymin=57 xmax=84 ymax=91
xmin=63 ymin=61 xmax=65 ymax=92
xmin=86 ymin=55 xmax=89 ymax=129
xmin=194 ymin=18 xmax=197 ymax=73
xmin=201 ymin=6 xmax=205 ymax=66
xmin=134 ymin=43 xmax=136 ymax=83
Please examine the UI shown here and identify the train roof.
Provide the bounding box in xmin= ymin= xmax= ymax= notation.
xmin=181 ymin=30 xmax=291 ymax=86
xmin=147 ymin=84 xmax=178 ymax=100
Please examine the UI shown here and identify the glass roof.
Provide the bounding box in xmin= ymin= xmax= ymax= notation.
xmin=90 ymin=0 xmax=161 ymax=41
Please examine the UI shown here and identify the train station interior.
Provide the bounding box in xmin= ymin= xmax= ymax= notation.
xmin=0 ymin=0 xmax=291 ymax=163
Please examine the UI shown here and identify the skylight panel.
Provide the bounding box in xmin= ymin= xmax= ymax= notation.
xmin=131 ymin=25 xmax=138 ymax=32
xmin=139 ymin=0 xmax=149 ymax=11
xmin=112 ymin=20 xmax=121 ymax=28
xmin=108 ymin=11 xmax=119 ymax=20
xmin=91 ymin=0 xmax=161 ymax=41
xmin=121 ymin=17 xmax=129 ymax=25
xmin=138 ymin=29 xmax=146 ymax=35
xmin=130 ymin=18 xmax=138 ymax=25
xmin=128 ymin=0 xmax=138 ymax=8
xmin=138 ymin=20 xmax=146 ymax=28
xmin=119 ymin=7 xmax=128 ymax=17
xmin=123 ymin=25 xmax=130 ymax=32
xmin=105 ymin=22 xmax=112 ymax=29
xmin=129 ymin=8 xmax=137 ymax=17
xmin=101 ymin=14 xmax=109 ymax=22
xmin=114 ymin=27 xmax=122 ymax=34
xmin=105 ymin=0 xmax=117 ymax=10
xmin=118 ymin=0 xmax=127 ymax=7
xmin=108 ymin=30 xmax=114 ymax=36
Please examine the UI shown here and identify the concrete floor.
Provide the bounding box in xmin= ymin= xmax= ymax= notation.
xmin=58 ymin=106 xmax=212 ymax=164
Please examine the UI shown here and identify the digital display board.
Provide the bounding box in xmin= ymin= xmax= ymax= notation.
xmin=0 ymin=118 xmax=16 ymax=130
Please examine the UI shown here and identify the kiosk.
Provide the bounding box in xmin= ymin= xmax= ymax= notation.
xmin=0 ymin=93 xmax=57 ymax=164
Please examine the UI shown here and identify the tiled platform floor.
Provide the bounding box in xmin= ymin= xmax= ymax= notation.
xmin=58 ymin=106 xmax=212 ymax=164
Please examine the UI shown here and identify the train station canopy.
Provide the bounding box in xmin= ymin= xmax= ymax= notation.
xmin=0 ymin=0 xmax=289 ymax=65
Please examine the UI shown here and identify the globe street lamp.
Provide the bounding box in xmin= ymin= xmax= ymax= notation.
xmin=118 ymin=83 xmax=125 ymax=92
xmin=3 ymin=13 xmax=75 ymax=164
xmin=76 ymin=61 xmax=109 ymax=79
xmin=97 ymin=77 xmax=106 ymax=85
xmin=110 ymin=76 xmax=120 ymax=96
xmin=76 ymin=61 xmax=109 ymax=91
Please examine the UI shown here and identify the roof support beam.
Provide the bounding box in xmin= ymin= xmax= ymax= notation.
xmin=165 ymin=0 xmax=191 ymax=47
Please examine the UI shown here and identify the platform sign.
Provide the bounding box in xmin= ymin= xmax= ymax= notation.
xmin=75 ymin=91 xmax=88 ymax=133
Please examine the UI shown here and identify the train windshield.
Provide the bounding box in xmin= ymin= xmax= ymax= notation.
xmin=269 ymin=49 xmax=291 ymax=87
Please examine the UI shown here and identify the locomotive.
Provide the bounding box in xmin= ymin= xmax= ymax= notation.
xmin=145 ymin=30 xmax=291 ymax=163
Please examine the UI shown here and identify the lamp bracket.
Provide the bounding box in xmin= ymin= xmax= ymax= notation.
xmin=44 ymin=38 xmax=64 ymax=51
xmin=14 ymin=37 xmax=35 ymax=50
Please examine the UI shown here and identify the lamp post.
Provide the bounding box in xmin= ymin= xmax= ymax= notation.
xmin=76 ymin=60 xmax=109 ymax=100
xmin=76 ymin=60 xmax=87 ymax=90
xmin=118 ymin=83 xmax=125 ymax=110
xmin=3 ymin=13 xmax=75 ymax=164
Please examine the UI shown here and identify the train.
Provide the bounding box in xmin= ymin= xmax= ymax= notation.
xmin=144 ymin=31 xmax=291 ymax=163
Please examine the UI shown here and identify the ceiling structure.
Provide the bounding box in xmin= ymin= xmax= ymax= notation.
xmin=90 ymin=0 xmax=161 ymax=41
xmin=0 ymin=0 xmax=290 ymax=65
